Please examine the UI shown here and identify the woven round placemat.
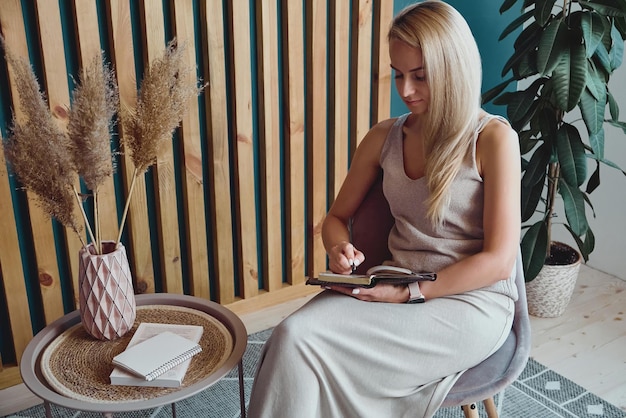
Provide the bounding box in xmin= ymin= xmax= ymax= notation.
xmin=40 ymin=305 xmax=233 ymax=403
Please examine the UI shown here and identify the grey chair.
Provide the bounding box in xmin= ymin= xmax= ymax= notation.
xmin=350 ymin=173 xmax=531 ymax=418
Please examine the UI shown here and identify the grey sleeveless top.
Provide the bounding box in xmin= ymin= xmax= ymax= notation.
xmin=380 ymin=113 xmax=517 ymax=300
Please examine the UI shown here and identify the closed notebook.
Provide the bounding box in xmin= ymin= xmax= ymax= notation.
xmin=111 ymin=325 xmax=202 ymax=385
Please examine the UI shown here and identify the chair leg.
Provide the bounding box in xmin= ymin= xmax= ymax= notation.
xmin=461 ymin=403 xmax=480 ymax=418
xmin=461 ymin=398 xmax=499 ymax=418
xmin=483 ymin=397 xmax=499 ymax=418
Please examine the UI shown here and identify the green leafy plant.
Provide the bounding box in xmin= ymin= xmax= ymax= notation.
xmin=483 ymin=0 xmax=626 ymax=281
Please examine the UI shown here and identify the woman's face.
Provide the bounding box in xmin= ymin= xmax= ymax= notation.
xmin=389 ymin=39 xmax=429 ymax=115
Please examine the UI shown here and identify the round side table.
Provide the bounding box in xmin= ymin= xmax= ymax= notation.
xmin=19 ymin=293 xmax=248 ymax=417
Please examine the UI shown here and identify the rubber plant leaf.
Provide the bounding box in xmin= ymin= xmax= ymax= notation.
xmin=586 ymin=161 xmax=600 ymax=194
xmin=579 ymin=88 xmax=607 ymax=157
xmin=564 ymin=223 xmax=595 ymax=262
xmin=534 ymin=0 xmax=557 ymax=26
xmin=481 ymin=77 xmax=515 ymax=104
xmin=500 ymin=0 xmax=520 ymax=14
xmin=558 ymin=178 xmax=588 ymax=237
xmin=608 ymin=119 xmax=626 ymax=134
xmin=502 ymin=23 xmax=542 ymax=76
xmin=581 ymin=12 xmax=608 ymax=58
xmin=608 ymin=90 xmax=620 ymax=120
xmin=553 ymin=31 xmax=587 ymax=112
xmin=499 ymin=9 xmax=534 ymax=41
xmin=616 ymin=16 xmax=626 ymax=37
xmin=522 ymin=142 xmax=551 ymax=188
xmin=519 ymin=129 xmax=539 ymax=154
xmin=585 ymin=61 xmax=602 ymax=101
xmin=609 ymin=24 xmax=624 ymax=71
xmin=579 ymin=1 xmax=626 ymax=17
xmin=505 ymin=78 xmax=545 ymax=123
xmin=556 ymin=123 xmax=587 ymax=188
xmin=521 ymin=176 xmax=545 ymax=222
xmin=520 ymin=221 xmax=548 ymax=282
xmin=593 ymin=42 xmax=613 ymax=75
xmin=537 ymin=19 xmax=568 ymax=75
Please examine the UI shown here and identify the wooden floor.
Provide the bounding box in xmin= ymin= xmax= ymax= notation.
xmin=1 ymin=264 xmax=625 ymax=416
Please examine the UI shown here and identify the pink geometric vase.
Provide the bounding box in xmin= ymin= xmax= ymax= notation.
xmin=78 ymin=240 xmax=136 ymax=340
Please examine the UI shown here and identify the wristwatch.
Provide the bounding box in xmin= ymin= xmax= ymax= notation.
xmin=406 ymin=281 xmax=425 ymax=304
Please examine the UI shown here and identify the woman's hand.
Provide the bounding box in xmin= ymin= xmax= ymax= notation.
xmin=328 ymin=241 xmax=365 ymax=274
xmin=327 ymin=283 xmax=409 ymax=303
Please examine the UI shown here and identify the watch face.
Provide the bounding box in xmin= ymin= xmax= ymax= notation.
xmin=407 ymin=297 xmax=425 ymax=304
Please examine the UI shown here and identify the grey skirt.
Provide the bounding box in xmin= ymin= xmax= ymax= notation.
xmin=247 ymin=288 xmax=514 ymax=418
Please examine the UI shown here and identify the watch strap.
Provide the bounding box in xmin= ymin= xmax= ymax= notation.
xmin=407 ymin=281 xmax=425 ymax=303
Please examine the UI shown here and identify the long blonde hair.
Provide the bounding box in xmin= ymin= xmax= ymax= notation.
xmin=388 ymin=1 xmax=482 ymax=225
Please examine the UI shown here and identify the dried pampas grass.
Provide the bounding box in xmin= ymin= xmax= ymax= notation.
xmin=117 ymin=39 xmax=203 ymax=244
xmin=2 ymin=36 xmax=202 ymax=253
xmin=2 ymin=38 xmax=84 ymax=245
xmin=124 ymin=39 xmax=202 ymax=173
xmin=68 ymin=53 xmax=120 ymax=253
xmin=68 ymin=54 xmax=119 ymax=191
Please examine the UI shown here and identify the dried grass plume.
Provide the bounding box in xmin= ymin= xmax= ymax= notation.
xmin=1 ymin=37 xmax=83 ymax=243
xmin=116 ymin=39 xmax=203 ymax=244
xmin=2 ymin=36 xmax=203 ymax=252
xmin=123 ymin=39 xmax=203 ymax=173
xmin=68 ymin=53 xmax=119 ymax=191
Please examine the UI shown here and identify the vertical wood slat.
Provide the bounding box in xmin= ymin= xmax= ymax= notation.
xmin=35 ymin=1 xmax=84 ymax=311
xmin=258 ymin=0 xmax=283 ymax=292
xmin=231 ymin=0 xmax=259 ymax=300
xmin=374 ymin=1 xmax=393 ymax=123
xmin=72 ymin=0 xmax=119 ymax=254
xmin=203 ymin=0 xmax=235 ymax=302
xmin=141 ymin=0 xmax=183 ymax=294
xmin=307 ymin=0 xmax=328 ymax=278
xmin=0 ymin=0 xmax=65 ymax=324
xmin=106 ymin=0 xmax=156 ymax=295
xmin=353 ymin=0 xmax=373 ymax=147
xmin=0 ymin=1 xmax=35 ymax=362
xmin=0 ymin=134 xmax=33 ymax=363
xmin=283 ymin=0 xmax=306 ymax=285
xmin=171 ymin=0 xmax=211 ymax=299
xmin=6 ymin=0 xmax=65 ymax=323
xmin=331 ymin=0 xmax=351 ymax=198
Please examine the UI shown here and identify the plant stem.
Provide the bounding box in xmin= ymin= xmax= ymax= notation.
xmin=546 ymin=162 xmax=560 ymax=259
xmin=116 ymin=167 xmax=139 ymax=248
xmin=94 ymin=187 xmax=100 ymax=254
xmin=72 ymin=186 xmax=98 ymax=253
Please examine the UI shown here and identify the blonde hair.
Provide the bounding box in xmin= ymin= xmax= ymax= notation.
xmin=388 ymin=1 xmax=482 ymax=225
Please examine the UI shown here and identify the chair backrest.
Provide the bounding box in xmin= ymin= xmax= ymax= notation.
xmin=349 ymin=172 xmax=393 ymax=273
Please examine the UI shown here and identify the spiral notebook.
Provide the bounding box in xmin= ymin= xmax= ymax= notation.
xmin=110 ymin=323 xmax=203 ymax=387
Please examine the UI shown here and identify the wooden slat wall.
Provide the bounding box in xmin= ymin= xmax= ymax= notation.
xmin=108 ymin=0 xmax=156 ymax=295
xmin=0 ymin=0 xmax=393 ymax=388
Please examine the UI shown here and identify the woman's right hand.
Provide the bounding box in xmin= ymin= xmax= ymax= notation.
xmin=327 ymin=241 xmax=365 ymax=274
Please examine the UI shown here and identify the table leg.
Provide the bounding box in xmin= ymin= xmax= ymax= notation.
xmin=44 ymin=401 xmax=52 ymax=418
xmin=171 ymin=402 xmax=177 ymax=418
xmin=238 ymin=359 xmax=246 ymax=418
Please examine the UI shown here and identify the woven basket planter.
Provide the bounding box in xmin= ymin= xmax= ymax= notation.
xmin=526 ymin=242 xmax=581 ymax=318
xmin=78 ymin=241 xmax=136 ymax=340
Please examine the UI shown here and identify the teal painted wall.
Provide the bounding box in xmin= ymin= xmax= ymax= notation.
xmin=390 ymin=0 xmax=520 ymax=117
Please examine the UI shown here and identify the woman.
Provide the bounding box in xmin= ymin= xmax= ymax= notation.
xmin=247 ymin=1 xmax=521 ymax=417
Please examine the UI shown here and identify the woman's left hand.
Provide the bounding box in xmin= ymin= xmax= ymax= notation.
xmin=325 ymin=283 xmax=409 ymax=303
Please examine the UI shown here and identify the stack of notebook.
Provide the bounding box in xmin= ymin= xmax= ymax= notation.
xmin=110 ymin=322 xmax=203 ymax=387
